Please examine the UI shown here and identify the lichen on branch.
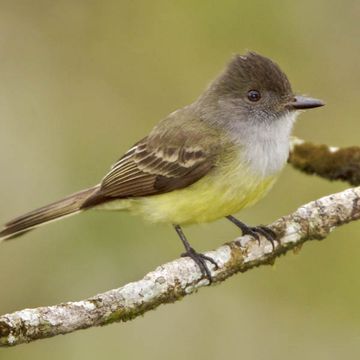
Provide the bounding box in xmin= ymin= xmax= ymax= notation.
xmin=1 ymin=186 xmax=360 ymax=347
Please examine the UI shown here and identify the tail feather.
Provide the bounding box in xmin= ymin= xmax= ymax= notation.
xmin=0 ymin=186 xmax=98 ymax=241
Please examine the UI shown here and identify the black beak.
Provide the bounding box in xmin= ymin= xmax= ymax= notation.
xmin=287 ymin=95 xmax=325 ymax=110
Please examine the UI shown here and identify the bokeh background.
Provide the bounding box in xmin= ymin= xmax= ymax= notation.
xmin=0 ymin=0 xmax=359 ymax=359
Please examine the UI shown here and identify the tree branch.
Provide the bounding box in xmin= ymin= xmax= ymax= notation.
xmin=1 ymin=185 xmax=360 ymax=347
xmin=289 ymin=137 xmax=360 ymax=185
xmin=1 ymin=139 xmax=360 ymax=347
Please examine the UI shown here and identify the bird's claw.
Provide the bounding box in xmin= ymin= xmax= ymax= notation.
xmin=241 ymin=225 xmax=278 ymax=250
xmin=181 ymin=247 xmax=218 ymax=283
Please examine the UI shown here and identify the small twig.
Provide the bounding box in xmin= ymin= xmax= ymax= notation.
xmin=1 ymin=186 xmax=360 ymax=347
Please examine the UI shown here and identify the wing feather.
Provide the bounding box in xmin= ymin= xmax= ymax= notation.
xmin=81 ymin=130 xmax=219 ymax=208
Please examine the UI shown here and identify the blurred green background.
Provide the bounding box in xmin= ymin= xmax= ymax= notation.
xmin=0 ymin=0 xmax=359 ymax=359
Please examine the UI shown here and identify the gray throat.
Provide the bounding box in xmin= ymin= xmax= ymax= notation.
xmin=230 ymin=111 xmax=298 ymax=177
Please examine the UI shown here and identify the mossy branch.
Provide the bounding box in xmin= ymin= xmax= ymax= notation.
xmin=1 ymin=139 xmax=360 ymax=347
xmin=289 ymin=137 xmax=360 ymax=185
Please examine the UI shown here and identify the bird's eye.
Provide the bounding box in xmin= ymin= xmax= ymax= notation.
xmin=247 ymin=90 xmax=261 ymax=102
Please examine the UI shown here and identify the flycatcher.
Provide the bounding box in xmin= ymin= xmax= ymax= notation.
xmin=0 ymin=52 xmax=324 ymax=281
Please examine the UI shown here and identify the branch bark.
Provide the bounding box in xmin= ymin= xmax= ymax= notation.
xmin=1 ymin=185 xmax=360 ymax=347
xmin=1 ymin=139 xmax=360 ymax=347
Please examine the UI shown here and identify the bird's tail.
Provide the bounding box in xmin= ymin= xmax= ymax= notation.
xmin=0 ymin=186 xmax=99 ymax=242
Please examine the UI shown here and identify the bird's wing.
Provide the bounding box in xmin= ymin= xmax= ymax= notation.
xmin=81 ymin=127 xmax=220 ymax=208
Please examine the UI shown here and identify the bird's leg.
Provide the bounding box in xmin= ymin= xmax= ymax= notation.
xmin=173 ymin=224 xmax=218 ymax=283
xmin=226 ymin=215 xmax=278 ymax=250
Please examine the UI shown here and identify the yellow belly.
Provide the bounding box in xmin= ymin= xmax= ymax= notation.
xmin=99 ymin=159 xmax=278 ymax=225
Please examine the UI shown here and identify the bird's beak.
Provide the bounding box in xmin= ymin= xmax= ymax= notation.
xmin=287 ymin=95 xmax=325 ymax=110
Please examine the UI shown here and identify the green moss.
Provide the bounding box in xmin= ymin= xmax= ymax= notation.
xmin=103 ymin=309 xmax=126 ymax=325
xmin=289 ymin=143 xmax=360 ymax=185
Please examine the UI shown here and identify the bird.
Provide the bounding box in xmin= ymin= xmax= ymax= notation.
xmin=0 ymin=52 xmax=324 ymax=282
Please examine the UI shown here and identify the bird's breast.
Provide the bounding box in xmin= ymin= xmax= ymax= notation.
xmin=120 ymin=153 xmax=278 ymax=225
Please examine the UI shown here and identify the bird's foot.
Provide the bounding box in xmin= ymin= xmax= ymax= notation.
xmin=226 ymin=215 xmax=278 ymax=250
xmin=241 ymin=225 xmax=278 ymax=250
xmin=181 ymin=247 xmax=218 ymax=283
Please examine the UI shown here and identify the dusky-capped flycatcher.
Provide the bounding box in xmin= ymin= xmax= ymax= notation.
xmin=0 ymin=52 xmax=324 ymax=282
